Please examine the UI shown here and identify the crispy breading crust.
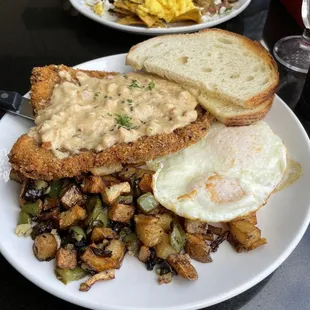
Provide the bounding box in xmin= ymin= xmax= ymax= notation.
xmin=9 ymin=65 xmax=213 ymax=180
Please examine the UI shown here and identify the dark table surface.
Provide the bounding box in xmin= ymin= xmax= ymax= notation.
xmin=0 ymin=0 xmax=309 ymax=309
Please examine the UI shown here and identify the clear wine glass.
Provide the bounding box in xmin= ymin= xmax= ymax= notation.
xmin=273 ymin=0 xmax=310 ymax=74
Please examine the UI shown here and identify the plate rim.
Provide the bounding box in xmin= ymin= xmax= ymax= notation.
xmin=69 ymin=0 xmax=252 ymax=35
xmin=0 ymin=53 xmax=310 ymax=310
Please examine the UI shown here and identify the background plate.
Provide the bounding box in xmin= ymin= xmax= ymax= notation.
xmin=69 ymin=0 xmax=251 ymax=35
xmin=0 ymin=54 xmax=309 ymax=310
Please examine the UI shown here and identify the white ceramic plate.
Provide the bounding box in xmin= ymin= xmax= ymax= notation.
xmin=0 ymin=54 xmax=310 ymax=310
xmin=69 ymin=0 xmax=251 ymax=35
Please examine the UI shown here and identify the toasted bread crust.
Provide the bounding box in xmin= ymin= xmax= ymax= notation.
xmin=223 ymin=98 xmax=273 ymax=126
xmin=10 ymin=65 xmax=213 ymax=180
xmin=126 ymin=28 xmax=279 ymax=109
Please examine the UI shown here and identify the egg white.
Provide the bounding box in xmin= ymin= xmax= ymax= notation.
xmin=146 ymin=121 xmax=287 ymax=222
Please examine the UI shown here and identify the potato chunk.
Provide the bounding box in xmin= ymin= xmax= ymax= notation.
xmin=231 ymin=212 xmax=257 ymax=225
xmin=155 ymin=213 xmax=173 ymax=232
xmin=185 ymin=233 xmax=212 ymax=263
xmin=229 ymin=220 xmax=266 ymax=250
xmin=33 ymin=233 xmax=57 ymax=261
xmin=56 ymin=247 xmax=77 ymax=269
xmin=184 ymin=219 xmax=207 ymax=234
xmin=135 ymin=215 xmax=164 ymax=247
xmin=154 ymin=233 xmax=177 ymax=259
xmin=138 ymin=245 xmax=151 ymax=263
xmin=101 ymin=182 xmax=131 ymax=205
xmin=167 ymin=254 xmax=198 ymax=281
xmin=91 ymin=227 xmax=119 ymax=243
xmin=59 ymin=205 xmax=87 ymax=229
xmin=81 ymin=175 xmax=105 ymax=194
xmin=81 ymin=240 xmax=126 ymax=272
xmin=108 ymin=203 xmax=135 ymax=223
xmin=60 ymin=184 xmax=84 ymax=209
xmin=139 ymin=173 xmax=153 ymax=193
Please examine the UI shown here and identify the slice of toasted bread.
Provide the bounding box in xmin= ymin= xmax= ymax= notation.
xmin=9 ymin=65 xmax=213 ymax=180
xmin=184 ymin=86 xmax=274 ymax=126
xmin=126 ymin=28 xmax=279 ymax=109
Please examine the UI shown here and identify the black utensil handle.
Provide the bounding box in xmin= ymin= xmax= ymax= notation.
xmin=0 ymin=90 xmax=23 ymax=112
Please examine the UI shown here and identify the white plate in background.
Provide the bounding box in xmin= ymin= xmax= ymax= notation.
xmin=0 ymin=54 xmax=309 ymax=310
xmin=69 ymin=0 xmax=251 ymax=35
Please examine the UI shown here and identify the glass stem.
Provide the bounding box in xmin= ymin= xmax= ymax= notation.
xmin=302 ymin=28 xmax=310 ymax=46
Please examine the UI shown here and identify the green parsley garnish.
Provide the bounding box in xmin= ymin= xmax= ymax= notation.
xmin=104 ymin=95 xmax=108 ymax=99
xmin=128 ymin=79 xmax=141 ymax=90
xmin=93 ymin=92 xmax=100 ymax=100
xmin=148 ymin=80 xmax=155 ymax=90
xmin=127 ymin=99 xmax=133 ymax=103
xmin=115 ymin=113 xmax=134 ymax=130
xmin=225 ymin=8 xmax=232 ymax=13
xmin=107 ymin=113 xmax=112 ymax=116
xmin=130 ymin=106 xmax=134 ymax=112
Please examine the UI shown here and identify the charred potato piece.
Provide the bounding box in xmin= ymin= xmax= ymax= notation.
xmin=56 ymin=247 xmax=77 ymax=269
xmin=33 ymin=233 xmax=57 ymax=261
xmin=139 ymin=173 xmax=153 ymax=193
xmin=185 ymin=233 xmax=212 ymax=263
xmin=81 ymin=240 xmax=126 ymax=272
xmin=184 ymin=219 xmax=207 ymax=235
xmin=60 ymin=184 xmax=84 ymax=209
xmin=228 ymin=220 xmax=262 ymax=249
xmin=167 ymin=254 xmax=198 ymax=281
xmin=101 ymin=182 xmax=131 ymax=205
xmin=154 ymin=232 xmax=177 ymax=259
xmin=91 ymin=227 xmax=119 ymax=243
xmin=138 ymin=245 xmax=151 ymax=263
xmin=108 ymin=203 xmax=135 ymax=223
xmin=81 ymin=175 xmax=105 ymax=194
xmin=155 ymin=213 xmax=173 ymax=232
xmin=135 ymin=215 xmax=164 ymax=247
xmin=59 ymin=205 xmax=87 ymax=229
xmin=79 ymin=270 xmax=115 ymax=292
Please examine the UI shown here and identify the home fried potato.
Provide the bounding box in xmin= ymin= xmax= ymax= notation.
xmin=228 ymin=219 xmax=267 ymax=251
xmin=185 ymin=233 xmax=212 ymax=263
xmin=81 ymin=240 xmax=126 ymax=272
xmin=167 ymin=254 xmax=198 ymax=280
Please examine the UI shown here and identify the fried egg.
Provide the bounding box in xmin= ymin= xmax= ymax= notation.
xmin=146 ymin=121 xmax=287 ymax=222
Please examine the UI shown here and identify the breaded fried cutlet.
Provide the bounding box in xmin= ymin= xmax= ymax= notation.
xmin=9 ymin=65 xmax=213 ymax=180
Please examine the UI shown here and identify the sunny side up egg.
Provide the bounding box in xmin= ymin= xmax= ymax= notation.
xmin=146 ymin=121 xmax=287 ymax=222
